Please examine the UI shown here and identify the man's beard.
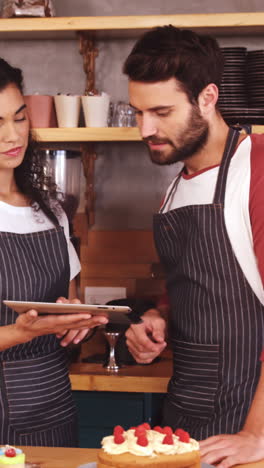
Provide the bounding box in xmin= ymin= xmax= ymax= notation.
xmin=143 ymin=105 xmax=209 ymax=166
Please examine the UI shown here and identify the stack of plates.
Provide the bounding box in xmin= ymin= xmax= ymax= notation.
xmin=219 ymin=47 xmax=248 ymax=118
xmin=247 ymin=50 xmax=264 ymax=110
xmin=245 ymin=50 xmax=264 ymax=124
xmin=219 ymin=47 xmax=264 ymax=125
xmin=219 ymin=106 xmax=264 ymax=124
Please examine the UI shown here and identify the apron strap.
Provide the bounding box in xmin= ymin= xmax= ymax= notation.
xmin=160 ymin=171 xmax=182 ymax=214
xmin=213 ymin=127 xmax=240 ymax=205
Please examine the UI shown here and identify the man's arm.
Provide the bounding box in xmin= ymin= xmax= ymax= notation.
xmin=200 ymin=362 xmax=264 ymax=467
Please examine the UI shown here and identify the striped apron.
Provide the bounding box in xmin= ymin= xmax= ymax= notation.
xmin=0 ymin=226 xmax=78 ymax=446
xmin=153 ymin=128 xmax=264 ymax=440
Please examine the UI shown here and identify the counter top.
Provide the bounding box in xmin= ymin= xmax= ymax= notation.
xmin=23 ymin=446 xmax=96 ymax=468
xmin=69 ymin=354 xmax=172 ymax=393
xmin=23 ymin=446 xmax=264 ymax=468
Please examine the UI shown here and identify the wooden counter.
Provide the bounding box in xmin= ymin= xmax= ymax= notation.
xmin=24 ymin=446 xmax=97 ymax=467
xmin=23 ymin=446 xmax=264 ymax=468
xmin=69 ymin=354 xmax=172 ymax=393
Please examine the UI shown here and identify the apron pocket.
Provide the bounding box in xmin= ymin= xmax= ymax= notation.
xmin=169 ymin=339 xmax=220 ymax=420
xmin=2 ymin=349 xmax=76 ymax=433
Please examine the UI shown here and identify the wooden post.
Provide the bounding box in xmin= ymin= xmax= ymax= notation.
xmin=78 ymin=31 xmax=98 ymax=95
xmin=78 ymin=33 xmax=99 ymax=227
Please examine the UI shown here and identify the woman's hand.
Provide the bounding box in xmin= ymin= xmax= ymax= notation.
xmin=55 ymin=296 xmax=108 ymax=347
xmin=14 ymin=296 xmax=108 ymax=345
xmin=14 ymin=308 xmax=99 ymax=343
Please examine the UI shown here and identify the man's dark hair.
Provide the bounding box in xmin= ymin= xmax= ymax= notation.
xmin=0 ymin=58 xmax=59 ymax=226
xmin=123 ymin=25 xmax=224 ymax=103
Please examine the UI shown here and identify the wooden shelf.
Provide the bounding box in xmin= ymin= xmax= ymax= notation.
xmin=33 ymin=125 xmax=263 ymax=142
xmin=2 ymin=13 xmax=264 ymax=39
xmin=33 ymin=127 xmax=141 ymax=142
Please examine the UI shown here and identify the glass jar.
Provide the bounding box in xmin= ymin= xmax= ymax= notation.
xmin=1 ymin=0 xmax=56 ymax=18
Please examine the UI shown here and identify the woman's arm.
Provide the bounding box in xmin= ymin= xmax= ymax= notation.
xmin=0 ymin=279 xmax=83 ymax=351
xmin=0 ymin=321 xmax=32 ymax=351
xmin=0 ymin=307 xmax=104 ymax=352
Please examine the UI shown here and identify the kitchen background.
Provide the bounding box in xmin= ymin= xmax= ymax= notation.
xmin=1 ymin=0 xmax=264 ymax=447
xmin=1 ymin=0 xmax=264 ymax=230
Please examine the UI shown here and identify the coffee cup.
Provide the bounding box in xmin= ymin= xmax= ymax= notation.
xmin=54 ymin=94 xmax=81 ymax=128
xmin=81 ymin=93 xmax=110 ymax=127
xmin=24 ymin=95 xmax=57 ymax=128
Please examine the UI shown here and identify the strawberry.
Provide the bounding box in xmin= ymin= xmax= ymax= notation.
xmin=175 ymin=428 xmax=185 ymax=437
xmin=162 ymin=434 xmax=174 ymax=445
xmin=135 ymin=426 xmax=146 ymax=437
xmin=114 ymin=433 xmax=125 ymax=444
xmin=163 ymin=426 xmax=173 ymax=435
xmin=142 ymin=422 xmax=151 ymax=430
xmin=179 ymin=431 xmax=190 ymax=443
xmin=175 ymin=428 xmax=190 ymax=443
xmin=137 ymin=424 xmax=146 ymax=431
xmin=137 ymin=435 xmax=148 ymax=446
xmin=153 ymin=425 xmax=164 ymax=433
xmin=5 ymin=448 xmax=16 ymax=457
xmin=113 ymin=425 xmax=124 ymax=435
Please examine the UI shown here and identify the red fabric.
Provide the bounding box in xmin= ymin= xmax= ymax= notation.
xmin=156 ymin=292 xmax=170 ymax=309
xmin=249 ymin=135 xmax=264 ymax=362
xmin=249 ymin=134 xmax=264 ymax=288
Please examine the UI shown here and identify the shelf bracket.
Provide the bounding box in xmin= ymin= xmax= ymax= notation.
xmin=78 ymin=31 xmax=98 ymax=94
xmin=81 ymin=143 xmax=97 ymax=227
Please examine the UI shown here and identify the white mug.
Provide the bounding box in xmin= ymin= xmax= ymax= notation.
xmin=81 ymin=93 xmax=110 ymax=127
xmin=54 ymin=95 xmax=81 ymax=128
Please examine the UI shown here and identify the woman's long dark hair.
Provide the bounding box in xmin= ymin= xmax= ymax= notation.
xmin=0 ymin=57 xmax=60 ymax=226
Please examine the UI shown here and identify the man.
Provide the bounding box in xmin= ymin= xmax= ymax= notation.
xmin=124 ymin=25 xmax=264 ymax=467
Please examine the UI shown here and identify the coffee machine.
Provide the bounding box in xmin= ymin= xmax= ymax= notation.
xmin=42 ymin=148 xmax=82 ymax=232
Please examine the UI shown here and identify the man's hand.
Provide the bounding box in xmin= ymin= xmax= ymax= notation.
xmin=125 ymin=308 xmax=167 ymax=364
xmin=55 ymin=296 xmax=108 ymax=347
xmin=200 ymin=430 xmax=264 ymax=467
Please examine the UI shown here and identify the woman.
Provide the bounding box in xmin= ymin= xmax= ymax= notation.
xmin=0 ymin=58 xmax=107 ymax=447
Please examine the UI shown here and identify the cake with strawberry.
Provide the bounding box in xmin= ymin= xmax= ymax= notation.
xmin=0 ymin=446 xmax=25 ymax=468
xmin=97 ymin=423 xmax=200 ymax=468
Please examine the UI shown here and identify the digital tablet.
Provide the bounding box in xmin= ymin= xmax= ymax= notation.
xmin=3 ymin=300 xmax=139 ymax=324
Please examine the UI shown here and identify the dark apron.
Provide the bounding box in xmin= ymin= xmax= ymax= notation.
xmin=0 ymin=226 xmax=78 ymax=446
xmin=153 ymin=128 xmax=264 ymax=440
